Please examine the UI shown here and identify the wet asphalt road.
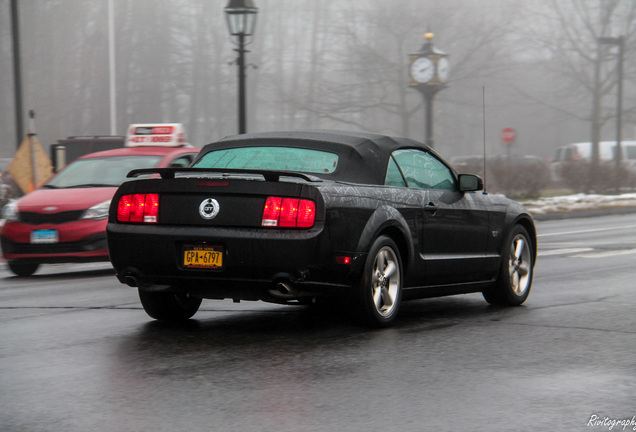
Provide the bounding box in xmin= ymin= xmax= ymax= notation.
xmin=1 ymin=214 xmax=635 ymax=432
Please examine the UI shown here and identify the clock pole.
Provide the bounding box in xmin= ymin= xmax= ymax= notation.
xmin=408 ymin=32 xmax=449 ymax=148
xmin=425 ymin=91 xmax=434 ymax=149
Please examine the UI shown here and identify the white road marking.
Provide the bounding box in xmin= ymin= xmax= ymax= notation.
xmin=573 ymin=249 xmax=636 ymax=259
xmin=537 ymin=224 xmax=636 ymax=238
xmin=538 ymin=248 xmax=593 ymax=257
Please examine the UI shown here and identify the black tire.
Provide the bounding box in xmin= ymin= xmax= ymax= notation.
xmin=138 ymin=289 xmax=202 ymax=321
xmin=354 ymin=236 xmax=403 ymax=327
xmin=483 ymin=225 xmax=534 ymax=306
xmin=8 ymin=261 xmax=39 ymax=277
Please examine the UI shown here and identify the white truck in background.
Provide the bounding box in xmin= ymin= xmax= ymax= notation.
xmin=550 ymin=141 xmax=636 ymax=183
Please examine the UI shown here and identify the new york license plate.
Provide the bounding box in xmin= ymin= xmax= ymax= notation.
xmin=31 ymin=229 xmax=59 ymax=244
xmin=183 ymin=245 xmax=223 ymax=269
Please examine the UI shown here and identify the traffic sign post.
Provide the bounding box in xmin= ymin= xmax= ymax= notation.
xmin=499 ymin=127 xmax=517 ymax=196
xmin=501 ymin=127 xmax=516 ymax=167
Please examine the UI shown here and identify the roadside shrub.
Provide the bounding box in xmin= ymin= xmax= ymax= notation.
xmin=558 ymin=161 xmax=590 ymax=192
xmin=488 ymin=157 xmax=550 ymax=199
xmin=558 ymin=161 xmax=633 ymax=193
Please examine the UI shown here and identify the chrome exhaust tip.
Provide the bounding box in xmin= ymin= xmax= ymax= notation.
xmin=277 ymin=282 xmax=295 ymax=295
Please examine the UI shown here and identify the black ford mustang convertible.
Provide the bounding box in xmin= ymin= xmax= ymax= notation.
xmin=107 ymin=130 xmax=536 ymax=327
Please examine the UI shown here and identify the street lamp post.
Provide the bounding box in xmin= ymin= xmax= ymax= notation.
xmin=408 ymin=32 xmax=449 ymax=148
xmin=598 ymin=35 xmax=624 ymax=192
xmin=224 ymin=0 xmax=258 ymax=135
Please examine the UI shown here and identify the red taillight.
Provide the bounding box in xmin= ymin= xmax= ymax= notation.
xmin=117 ymin=193 xmax=159 ymax=223
xmin=144 ymin=193 xmax=159 ymax=222
xmin=130 ymin=194 xmax=146 ymax=222
xmin=262 ymin=197 xmax=315 ymax=228
xmin=117 ymin=195 xmax=132 ymax=222
xmin=279 ymin=199 xmax=299 ymax=227
xmin=262 ymin=197 xmax=283 ymax=227
xmin=296 ymin=199 xmax=316 ymax=228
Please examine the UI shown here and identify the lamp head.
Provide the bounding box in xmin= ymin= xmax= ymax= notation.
xmin=224 ymin=0 xmax=258 ymax=36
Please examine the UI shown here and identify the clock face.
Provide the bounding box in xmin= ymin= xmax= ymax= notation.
xmin=437 ymin=57 xmax=450 ymax=82
xmin=410 ymin=57 xmax=435 ymax=83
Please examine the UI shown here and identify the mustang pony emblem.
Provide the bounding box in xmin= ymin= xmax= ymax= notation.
xmin=199 ymin=198 xmax=220 ymax=220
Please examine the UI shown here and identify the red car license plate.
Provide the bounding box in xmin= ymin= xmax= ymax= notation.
xmin=31 ymin=229 xmax=59 ymax=244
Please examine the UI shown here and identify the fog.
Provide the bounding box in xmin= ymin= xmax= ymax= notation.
xmin=1 ymin=0 xmax=634 ymax=160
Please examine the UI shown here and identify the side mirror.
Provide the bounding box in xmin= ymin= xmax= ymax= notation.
xmin=458 ymin=174 xmax=483 ymax=192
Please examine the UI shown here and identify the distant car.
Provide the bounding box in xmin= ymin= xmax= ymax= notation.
xmin=106 ymin=130 xmax=537 ymax=327
xmin=0 ymin=158 xmax=13 ymax=202
xmin=1 ymin=146 xmax=199 ymax=276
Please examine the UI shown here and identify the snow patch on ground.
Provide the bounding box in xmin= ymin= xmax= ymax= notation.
xmin=522 ymin=193 xmax=636 ymax=215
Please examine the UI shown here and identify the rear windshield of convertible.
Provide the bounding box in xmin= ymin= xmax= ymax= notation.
xmin=193 ymin=147 xmax=339 ymax=174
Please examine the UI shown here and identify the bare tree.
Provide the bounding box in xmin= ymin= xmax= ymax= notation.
xmin=517 ymin=0 xmax=635 ymax=142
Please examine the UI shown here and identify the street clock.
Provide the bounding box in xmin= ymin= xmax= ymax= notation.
xmin=408 ymin=32 xmax=450 ymax=149
xmin=408 ymin=32 xmax=449 ymax=87
xmin=410 ymin=56 xmax=435 ymax=84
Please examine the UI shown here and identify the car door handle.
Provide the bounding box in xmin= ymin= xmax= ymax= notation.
xmin=424 ymin=202 xmax=438 ymax=215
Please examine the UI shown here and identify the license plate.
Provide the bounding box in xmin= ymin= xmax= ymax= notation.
xmin=183 ymin=245 xmax=223 ymax=269
xmin=31 ymin=230 xmax=59 ymax=244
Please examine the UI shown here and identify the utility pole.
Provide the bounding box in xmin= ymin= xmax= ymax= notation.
xmin=11 ymin=0 xmax=24 ymax=148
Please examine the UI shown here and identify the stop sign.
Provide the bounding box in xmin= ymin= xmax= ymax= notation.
xmin=501 ymin=127 xmax=516 ymax=144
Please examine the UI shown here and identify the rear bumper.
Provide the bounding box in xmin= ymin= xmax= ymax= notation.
xmin=107 ymin=223 xmax=364 ymax=301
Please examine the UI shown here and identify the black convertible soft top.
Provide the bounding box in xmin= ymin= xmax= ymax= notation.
xmin=198 ymin=130 xmax=437 ymax=185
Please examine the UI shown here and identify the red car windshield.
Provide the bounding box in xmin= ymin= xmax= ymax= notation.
xmin=44 ymin=155 xmax=163 ymax=188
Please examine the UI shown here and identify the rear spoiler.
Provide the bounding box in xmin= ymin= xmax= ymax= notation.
xmin=127 ymin=167 xmax=323 ymax=183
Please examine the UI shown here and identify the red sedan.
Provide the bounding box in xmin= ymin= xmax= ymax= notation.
xmin=1 ymin=145 xmax=199 ymax=276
